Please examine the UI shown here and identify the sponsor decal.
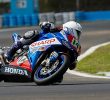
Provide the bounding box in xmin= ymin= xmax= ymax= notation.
xmin=4 ymin=67 xmax=28 ymax=76
xmin=72 ymin=38 xmax=79 ymax=48
xmin=17 ymin=56 xmax=28 ymax=65
xmin=30 ymin=38 xmax=60 ymax=47
xmin=29 ymin=38 xmax=61 ymax=53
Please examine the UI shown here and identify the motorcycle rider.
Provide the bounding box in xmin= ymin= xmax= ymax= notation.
xmin=5 ymin=21 xmax=82 ymax=68
xmin=5 ymin=21 xmax=58 ymax=62
xmin=3 ymin=21 xmax=82 ymax=83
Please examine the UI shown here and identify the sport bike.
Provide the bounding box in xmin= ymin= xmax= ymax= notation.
xmin=0 ymin=30 xmax=78 ymax=85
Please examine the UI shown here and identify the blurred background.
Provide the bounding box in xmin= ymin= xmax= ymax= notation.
xmin=0 ymin=0 xmax=110 ymax=28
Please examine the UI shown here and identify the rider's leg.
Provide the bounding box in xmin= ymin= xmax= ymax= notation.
xmin=69 ymin=60 xmax=77 ymax=70
xmin=5 ymin=41 xmax=23 ymax=61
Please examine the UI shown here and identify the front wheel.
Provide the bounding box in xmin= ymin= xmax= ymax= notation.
xmin=34 ymin=52 xmax=70 ymax=85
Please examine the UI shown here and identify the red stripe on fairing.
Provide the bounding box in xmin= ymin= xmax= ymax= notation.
xmin=9 ymin=59 xmax=32 ymax=72
xmin=67 ymin=34 xmax=73 ymax=42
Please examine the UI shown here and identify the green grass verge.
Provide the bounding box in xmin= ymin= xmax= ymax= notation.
xmin=76 ymin=44 xmax=110 ymax=74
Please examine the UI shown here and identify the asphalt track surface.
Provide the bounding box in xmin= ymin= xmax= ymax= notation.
xmin=0 ymin=21 xmax=110 ymax=100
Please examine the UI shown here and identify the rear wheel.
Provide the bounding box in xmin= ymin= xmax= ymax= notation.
xmin=34 ymin=51 xmax=70 ymax=85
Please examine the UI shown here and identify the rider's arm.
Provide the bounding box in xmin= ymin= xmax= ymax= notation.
xmin=21 ymin=30 xmax=41 ymax=45
xmin=50 ymin=26 xmax=63 ymax=33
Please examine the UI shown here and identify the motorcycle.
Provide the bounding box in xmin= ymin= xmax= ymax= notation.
xmin=0 ymin=30 xmax=78 ymax=85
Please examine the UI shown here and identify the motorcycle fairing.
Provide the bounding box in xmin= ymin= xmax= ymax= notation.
xmin=28 ymin=35 xmax=62 ymax=69
xmin=54 ymin=31 xmax=79 ymax=51
xmin=9 ymin=56 xmax=32 ymax=72
xmin=0 ymin=65 xmax=32 ymax=82
xmin=8 ymin=31 xmax=78 ymax=74
xmin=28 ymin=32 xmax=78 ymax=69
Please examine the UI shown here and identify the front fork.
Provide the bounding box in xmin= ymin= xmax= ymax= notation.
xmin=41 ymin=51 xmax=59 ymax=67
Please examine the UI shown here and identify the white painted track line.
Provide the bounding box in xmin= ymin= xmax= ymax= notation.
xmin=67 ymin=42 xmax=110 ymax=79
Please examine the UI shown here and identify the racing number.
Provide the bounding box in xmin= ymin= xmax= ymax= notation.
xmin=72 ymin=38 xmax=79 ymax=48
xmin=72 ymin=38 xmax=81 ymax=55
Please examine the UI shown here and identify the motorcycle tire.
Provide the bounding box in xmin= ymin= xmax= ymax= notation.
xmin=33 ymin=52 xmax=70 ymax=85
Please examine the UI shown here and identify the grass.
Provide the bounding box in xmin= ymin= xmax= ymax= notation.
xmin=76 ymin=44 xmax=110 ymax=75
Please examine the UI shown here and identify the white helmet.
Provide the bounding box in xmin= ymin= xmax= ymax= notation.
xmin=63 ymin=21 xmax=82 ymax=39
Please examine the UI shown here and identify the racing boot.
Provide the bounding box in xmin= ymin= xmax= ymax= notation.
xmin=56 ymin=75 xmax=63 ymax=83
xmin=3 ymin=41 xmax=22 ymax=64
xmin=53 ymin=75 xmax=63 ymax=84
xmin=69 ymin=60 xmax=77 ymax=70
